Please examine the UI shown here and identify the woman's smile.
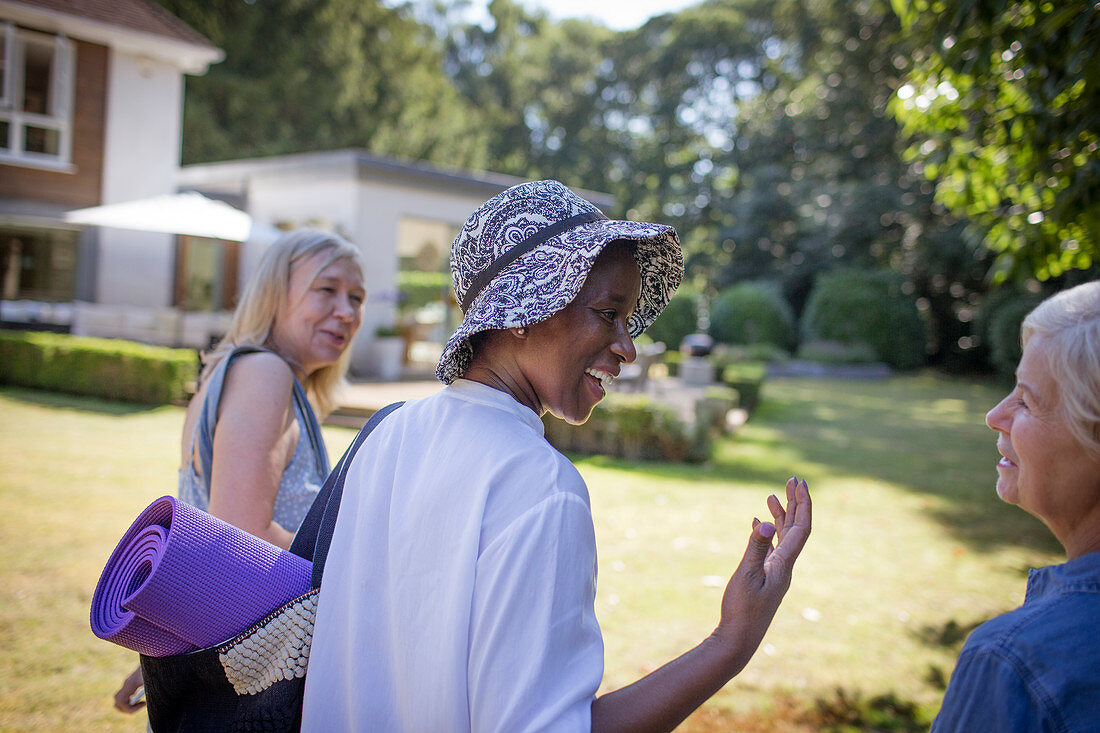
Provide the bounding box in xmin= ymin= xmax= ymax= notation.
xmin=584 ymin=367 xmax=615 ymax=396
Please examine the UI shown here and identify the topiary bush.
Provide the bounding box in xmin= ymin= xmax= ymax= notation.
xmin=542 ymin=392 xmax=714 ymax=463
xmin=0 ymin=331 xmax=198 ymax=404
xmin=662 ymin=349 xmax=683 ymax=378
xmin=646 ymin=287 xmax=699 ymax=349
xmin=800 ymin=269 xmax=926 ymax=370
xmin=707 ymin=281 xmax=795 ymax=351
xmin=716 ymin=360 xmax=766 ymax=413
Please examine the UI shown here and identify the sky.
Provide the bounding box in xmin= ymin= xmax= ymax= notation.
xmin=470 ymin=0 xmax=700 ymax=30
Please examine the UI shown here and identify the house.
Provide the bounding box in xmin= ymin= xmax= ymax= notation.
xmin=176 ymin=150 xmax=613 ymax=375
xmin=0 ymin=0 xmax=615 ymax=377
xmin=0 ymin=0 xmax=222 ymax=341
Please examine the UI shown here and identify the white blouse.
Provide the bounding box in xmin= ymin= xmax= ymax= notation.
xmin=303 ymin=379 xmax=604 ymax=731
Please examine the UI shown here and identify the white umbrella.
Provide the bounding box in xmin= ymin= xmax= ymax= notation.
xmin=64 ymin=192 xmax=281 ymax=244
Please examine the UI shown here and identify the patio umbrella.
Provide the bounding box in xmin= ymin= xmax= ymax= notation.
xmin=64 ymin=192 xmax=281 ymax=244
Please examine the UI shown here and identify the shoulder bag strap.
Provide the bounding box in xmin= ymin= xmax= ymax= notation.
xmin=197 ymin=345 xmax=331 ymax=490
xmin=195 ymin=345 xmax=265 ymax=495
xmin=287 ymin=375 xmax=330 ymax=477
xmin=288 ymin=401 xmax=404 ymax=589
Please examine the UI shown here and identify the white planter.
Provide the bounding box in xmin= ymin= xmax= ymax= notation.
xmin=367 ymin=336 xmax=405 ymax=380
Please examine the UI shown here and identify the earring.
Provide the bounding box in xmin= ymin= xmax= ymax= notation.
xmin=515 ymin=327 xmax=527 ymax=336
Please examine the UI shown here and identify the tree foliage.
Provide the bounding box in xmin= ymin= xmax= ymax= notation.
xmin=157 ymin=0 xmax=487 ymax=169
xmin=157 ymin=0 xmax=1096 ymax=374
xmin=891 ymin=0 xmax=1100 ymax=280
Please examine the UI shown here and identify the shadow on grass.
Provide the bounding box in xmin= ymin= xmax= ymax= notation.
xmin=1 ymin=386 xmax=167 ymax=416
xmin=734 ymin=375 xmax=1063 ymax=556
xmin=684 ymin=688 xmax=933 ymax=732
xmin=581 ymin=374 xmax=1061 ymax=557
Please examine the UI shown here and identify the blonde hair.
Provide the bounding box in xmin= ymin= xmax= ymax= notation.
xmin=1021 ymin=281 xmax=1100 ymax=460
xmin=202 ymin=228 xmax=365 ymax=417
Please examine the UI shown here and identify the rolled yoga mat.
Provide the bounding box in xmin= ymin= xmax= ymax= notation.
xmin=91 ymin=496 xmax=312 ymax=657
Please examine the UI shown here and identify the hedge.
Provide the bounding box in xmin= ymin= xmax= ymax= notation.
xmin=716 ymin=360 xmax=766 ymax=413
xmin=543 ymin=392 xmax=721 ymax=463
xmin=800 ymin=269 xmax=926 ymax=370
xmin=0 ymin=331 xmax=198 ymax=404
xmin=646 ymin=288 xmax=699 ymax=350
xmin=708 ymin=281 xmax=795 ymax=351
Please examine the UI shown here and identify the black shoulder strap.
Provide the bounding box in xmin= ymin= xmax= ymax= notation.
xmin=289 ymin=401 xmax=404 ymax=589
xmin=197 ymin=345 xmax=330 ymax=489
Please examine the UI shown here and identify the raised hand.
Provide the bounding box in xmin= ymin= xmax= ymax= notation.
xmin=712 ymin=477 xmax=812 ymax=671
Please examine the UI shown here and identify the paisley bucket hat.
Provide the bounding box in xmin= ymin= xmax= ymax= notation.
xmin=436 ymin=179 xmax=683 ymax=384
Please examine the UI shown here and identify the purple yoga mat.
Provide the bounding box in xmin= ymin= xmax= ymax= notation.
xmin=90 ymin=496 xmax=312 ymax=657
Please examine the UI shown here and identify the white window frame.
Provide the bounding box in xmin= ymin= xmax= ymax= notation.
xmin=0 ymin=24 xmax=75 ymax=171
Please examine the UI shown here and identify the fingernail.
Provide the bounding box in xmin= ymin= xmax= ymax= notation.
xmin=759 ymin=522 xmax=776 ymax=538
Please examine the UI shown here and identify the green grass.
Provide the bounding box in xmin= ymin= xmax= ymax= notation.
xmin=581 ymin=374 xmax=1060 ymax=730
xmin=0 ymin=375 xmax=1060 ymax=731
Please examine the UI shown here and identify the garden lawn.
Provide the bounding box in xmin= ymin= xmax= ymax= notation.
xmin=582 ymin=373 xmax=1061 ymax=730
xmin=0 ymin=374 xmax=1060 ymax=731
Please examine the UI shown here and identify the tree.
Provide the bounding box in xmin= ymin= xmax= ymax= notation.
xmin=891 ymin=0 xmax=1100 ymax=280
xmin=439 ymin=0 xmax=619 ymax=187
xmin=156 ymin=0 xmax=487 ymax=170
xmin=708 ymin=0 xmax=994 ymax=366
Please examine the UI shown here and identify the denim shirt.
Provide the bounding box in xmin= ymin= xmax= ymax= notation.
xmin=932 ymin=552 xmax=1100 ymax=733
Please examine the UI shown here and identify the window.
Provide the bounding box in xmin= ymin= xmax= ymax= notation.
xmin=396 ymin=216 xmax=462 ymax=353
xmin=0 ymin=225 xmax=78 ymax=301
xmin=0 ymin=24 xmax=74 ymax=168
xmin=173 ymin=235 xmax=239 ymax=312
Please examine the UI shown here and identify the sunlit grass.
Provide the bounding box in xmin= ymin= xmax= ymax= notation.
xmin=0 ymin=390 xmax=359 ymax=732
xmin=0 ymin=375 xmax=1060 ymax=730
xmin=582 ymin=374 xmax=1060 ymax=728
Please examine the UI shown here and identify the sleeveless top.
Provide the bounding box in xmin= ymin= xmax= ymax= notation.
xmin=177 ymin=345 xmax=331 ymax=533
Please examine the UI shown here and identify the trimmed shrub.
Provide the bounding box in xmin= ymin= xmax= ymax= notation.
xmin=542 ymin=393 xmax=713 ymax=463
xmin=800 ymin=269 xmax=926 ymax=370
xmin=696 ymin=385 xmax=741 ymax=433
xmin=662 ymin=349 xmax=683 ymax=378
xmin=646 ymin=288 xmax=699 ymax=349
xmin=717 ymin=360 xmax=766 ymax=413
xmin=0 ymin=331 xmax=198 ymax=404
xmin=707 ymin=281 xmax=795 ymax=351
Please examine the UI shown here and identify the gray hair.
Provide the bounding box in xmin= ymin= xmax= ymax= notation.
xmin=1022 ymin=281 xmax=1100 ymax=459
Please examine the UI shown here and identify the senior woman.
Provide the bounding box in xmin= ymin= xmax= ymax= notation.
xmin=933 ymin=281 xmax=1100 ymax=732
xmin=115 ymin=227 xmax=366 ymax=713
xmin=303 ymin=180 xmax=811 ymax=731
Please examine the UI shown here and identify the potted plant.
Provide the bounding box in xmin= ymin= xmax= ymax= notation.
xmin=369 ymin=325 xmax=405 ymax=380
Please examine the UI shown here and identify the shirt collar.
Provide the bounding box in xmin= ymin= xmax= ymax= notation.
xmin=446 ymin=379 xmax=546 ymax=436
xmin=1025 ymin=551 xmax=1100 ymax=602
